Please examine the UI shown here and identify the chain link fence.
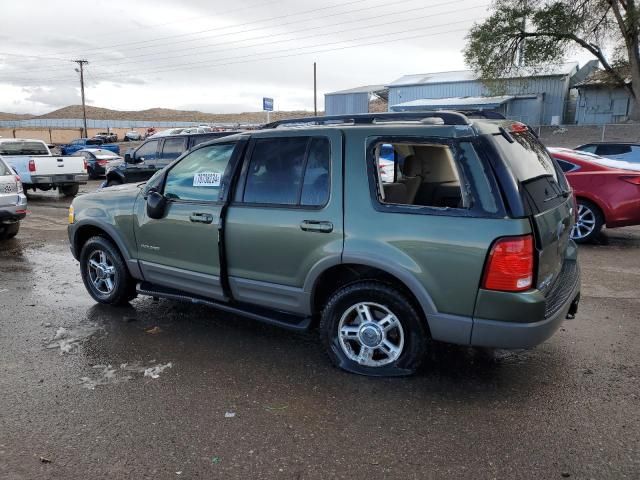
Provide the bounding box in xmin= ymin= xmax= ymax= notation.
xmin=535 ymin=124 xmax=640 ymax=148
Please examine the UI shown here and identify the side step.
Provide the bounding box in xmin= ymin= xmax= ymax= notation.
xmin=136 ymin=282 xmax=312 ymax=332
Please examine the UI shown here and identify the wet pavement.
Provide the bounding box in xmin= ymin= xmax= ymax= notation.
xmin=1 ymin=182 xmax=639 ymax=479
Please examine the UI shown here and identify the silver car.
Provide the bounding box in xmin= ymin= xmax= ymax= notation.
xmin=0 ymin=157 xmax=27 ymax=240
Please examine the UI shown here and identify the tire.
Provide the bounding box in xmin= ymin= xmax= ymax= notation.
xmin=0 ymin=222 xmax=19 ymax=240
xmin=60 ymin=184 xmax=80 ymax=197
xmin=106 ymin=178 xmax=123 ymax=187
xmin=319 ymin=281 xmax=428 ymax=376
xmin=87 ymin=167 xmax=98 ymax=180
xmin=571 ymin=199 xmax=603 ymax=244
xmin=79 ymin=236 xmax=137 ymax=305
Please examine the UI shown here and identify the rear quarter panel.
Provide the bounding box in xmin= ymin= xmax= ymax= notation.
xmin=342 ymin=129 xmax=532 ymax=318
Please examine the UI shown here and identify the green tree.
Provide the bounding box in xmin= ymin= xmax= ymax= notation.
xmin=464 ymin=0 xmax=640 ymax=120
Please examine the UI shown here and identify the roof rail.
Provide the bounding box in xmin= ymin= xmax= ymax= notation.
xmin=263 ymin=111 xmax=471 ymax=128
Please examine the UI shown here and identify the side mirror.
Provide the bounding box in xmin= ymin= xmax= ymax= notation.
xmin=146 ymin=190 xmax=167 ymax=219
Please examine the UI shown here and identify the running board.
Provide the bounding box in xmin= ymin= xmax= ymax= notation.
xmin=136 ymin=282 xmax=312 ymax=332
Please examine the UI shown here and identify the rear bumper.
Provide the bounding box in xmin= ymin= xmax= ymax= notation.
xmin=29 ymin=174 xmax=88 ymax=185
xmin=470 ymin=260 xmax=581 ymax=349
xmin=0 ymin=194 xmax=28 ymax=222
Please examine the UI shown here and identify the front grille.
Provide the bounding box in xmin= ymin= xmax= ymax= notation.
xmin=544 ymin=260 xmax=579 ymax=318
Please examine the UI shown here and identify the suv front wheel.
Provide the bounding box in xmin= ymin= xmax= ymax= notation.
xmin=320 ymin=281 xmax=427 ymax=376
xmin=80 ymin=236 xmax=137 ymax=305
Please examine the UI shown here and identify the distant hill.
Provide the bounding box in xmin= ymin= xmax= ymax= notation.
xmin=0 ymin=105 xmax=322 ymax=124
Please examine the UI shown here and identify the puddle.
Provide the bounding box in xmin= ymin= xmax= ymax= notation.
xmin=79 ymin=361 xmax=174 ymax=390
xmin=46 ymin=325 xmax=102 ymax=354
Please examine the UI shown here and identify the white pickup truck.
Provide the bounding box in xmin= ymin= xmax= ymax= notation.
xmin=0 ymin=138 xmax=88 ymax=197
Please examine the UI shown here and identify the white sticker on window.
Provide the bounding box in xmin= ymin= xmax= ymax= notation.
xmin=193 ymin=172 xmax=221 ymax=186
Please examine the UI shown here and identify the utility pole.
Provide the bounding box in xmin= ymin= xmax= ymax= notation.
xmin=313 ymin=62 xmax=317 ymax=116
xmin=73 ymin=60 xmax=89 ymax=137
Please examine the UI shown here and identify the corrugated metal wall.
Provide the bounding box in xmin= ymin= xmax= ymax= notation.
xmin=388 ymin=77 xmax=570 ymax=125
xmin=574 ymin=87 xmax=631 ymax=124
xmin=324 ymin=92 xmax=370 ymax=115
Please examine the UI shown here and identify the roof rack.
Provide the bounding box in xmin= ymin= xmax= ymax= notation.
xmin=263 ymin=111 xmax=472 ymax=129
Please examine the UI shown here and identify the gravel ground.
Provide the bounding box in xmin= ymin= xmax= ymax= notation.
xmin=0 ymin=182 xmax=638 ymax=479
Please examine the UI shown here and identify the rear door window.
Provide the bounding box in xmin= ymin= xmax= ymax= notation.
xmin=160 ymin=137 xmax=186 ymax=161
xmin=240 ymin=136 xmax=331 ymax=207
xmin=556 ymin=159 xmax=579 ymax=173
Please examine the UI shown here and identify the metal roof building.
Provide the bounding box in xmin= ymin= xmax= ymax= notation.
xmin=324 ymin=85 xmax=388 ymax=115
xmin=574 ymin=69 xmax=633 ymax=124
xmin=387 ymin=63 xmax=591 ymax=125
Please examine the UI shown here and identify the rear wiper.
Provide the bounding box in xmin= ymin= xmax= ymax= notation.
xmin=544 ymin=190 xmax=571 ymax=202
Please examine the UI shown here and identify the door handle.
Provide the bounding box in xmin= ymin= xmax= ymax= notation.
xmin=190 ymin=212 xmax=214 ymax=224
xmin=300 ymin=220 xmax=333 ymax=233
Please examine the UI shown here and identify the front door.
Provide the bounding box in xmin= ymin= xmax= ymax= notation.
xmin=133 ymin=142 xmax=238 ymax=300
xmin=224 ymin=131 xmax=343 ymax=315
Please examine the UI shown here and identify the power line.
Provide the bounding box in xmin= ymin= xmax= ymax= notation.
xmin=23 ymin=1 xmax=481 ymax=76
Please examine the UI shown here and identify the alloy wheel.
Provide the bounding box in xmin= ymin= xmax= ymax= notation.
xmin=87 ymin=250 xmax=117 ymax=295
xmin=338 ymin=302 xmax=405 ymax=367
xmin=571 ymin=203 xmax=596 ymax=240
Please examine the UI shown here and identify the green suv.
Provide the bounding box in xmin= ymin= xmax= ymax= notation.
xmin=68 ymin=112 xmax=580 ymax=376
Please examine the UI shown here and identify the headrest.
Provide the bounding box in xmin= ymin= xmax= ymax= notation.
xmin=403 ymin=155 xmax=421 ymax=177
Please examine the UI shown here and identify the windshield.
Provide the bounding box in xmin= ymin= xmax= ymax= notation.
xmin=0 ymin=141 xmax=49 ymax=156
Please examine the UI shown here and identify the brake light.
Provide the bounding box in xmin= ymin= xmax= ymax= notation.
xmin=621 ymin=176 xmax=640 ymax=185
xmin=509 ymin=122 xmax=529 ymax=133
xmin=482 ymin=235 xmax=534 ymax=292
xmin=83 ymin=159 xmax=88 ymax=172
xmin=28 ymin=159 xmax=36 ymax=172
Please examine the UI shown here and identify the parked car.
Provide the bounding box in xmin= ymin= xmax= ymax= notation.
xmin=94 ymin=132 xmax=118 ymax=143
xmin=69 ymin=112 xmax=580 ymax=376
xmin=0 ymin=157 xmax=27 ymax=240
xmin=103 ymin=131 xmax=239 ymax=187
xmin=549 ymin=147 xmax=640 ymax=243
xmin=72 ymin=148 xmax=124 ymax=179
xmin=574 ymin=142 xmax=640 ymax=163
xmin=61 ymin=138 xmax=119 ymax=156
xmin=124 ymin=131 xmax=142 ymax=141
xmin=1 ymin=138 xmax=88 ymax=197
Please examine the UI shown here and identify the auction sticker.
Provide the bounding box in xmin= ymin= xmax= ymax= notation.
xmin=193 ymin=172 xmax=221 ymax=186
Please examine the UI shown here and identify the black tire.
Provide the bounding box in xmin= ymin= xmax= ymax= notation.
xmin=0 ymin=222 xmax=19 ymax=240
xmin=319 ymin=281 xmax=428 ymax=376
xmin=79 ymin=236 xmax=137 ymax=305
xmin=571 ymin=199 xmax=604 ymax=244
xmin=106 ymin=178 xmax=123 ymax=187
xmin=60 ymin=184 xmax=80 ymax=197
xmin=87 ymin=167 xmax=98 ymax=180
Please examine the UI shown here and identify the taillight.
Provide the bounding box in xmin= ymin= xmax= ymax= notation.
xmin=621 ymin=176 xmax=640 ymax=185
xmin=15 ymin=175 xmax=23 ymax=194
xmin=482 ymin=235 xmax=534 ymax=292
xmin=509 ymin=122 xmax=529 ymax=133
xmin=28 ymin=159 xmax=36 ymax=172
xmin=83 ymin=159 xmax=88 ymax=172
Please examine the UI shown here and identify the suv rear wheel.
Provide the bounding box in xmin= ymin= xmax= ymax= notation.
xmin=60 ymin=184 xmax=80 ymax=197
xmin=80 ymin=236 xmax=137 ymax=305
xmin=320 ymin=281 xmax=427 ymax=376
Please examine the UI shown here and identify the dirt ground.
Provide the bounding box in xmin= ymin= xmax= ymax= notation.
xmin=0 ymin=183 xmax=638 ymax=479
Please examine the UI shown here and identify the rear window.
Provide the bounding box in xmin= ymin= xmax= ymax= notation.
xmin=0 ymin=141 xmax=49 ymax=156
xmin=596 ymin=144 xmax=631 ymax=156
xmin=87 ymin=139 xmax=103 ymax=145
xmin=0 ymin=159 xmax=12 ymax=175
xmin=494 ymin=131 xmax=558 ymax=182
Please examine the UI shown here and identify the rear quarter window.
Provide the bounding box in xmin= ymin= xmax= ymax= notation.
xmin=0 ymin=159 xmax=12 ymax=176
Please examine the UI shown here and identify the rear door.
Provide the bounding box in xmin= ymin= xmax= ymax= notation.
xmin=127 ymin=139 xmax=160 ymax=182
xmin=224 ymin=131 xmax=343 ymax=315
xmin=133 ymin=142 xmax=239 ymax=300
xmin=492 ymin=130 xmax=574 ymax=289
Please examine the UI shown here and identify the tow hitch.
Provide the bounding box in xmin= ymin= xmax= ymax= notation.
xmin=566 ymin=293 xmax=580 ymax=319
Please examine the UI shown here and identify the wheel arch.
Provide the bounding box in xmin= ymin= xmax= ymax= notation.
xmin=575 ymin=194 xmax=606 ymax=223
xmin=308 ymin=258 xmax=438 ymax=328
xmin=71 ymin=220 xmax=143 ymax=279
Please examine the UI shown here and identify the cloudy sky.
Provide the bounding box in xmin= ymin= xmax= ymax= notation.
xmin=0 ymin=0 xmax=590 ymax=115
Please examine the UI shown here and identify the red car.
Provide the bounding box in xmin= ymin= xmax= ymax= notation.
xmin=549 ymin=148 xmax=640 ymax=243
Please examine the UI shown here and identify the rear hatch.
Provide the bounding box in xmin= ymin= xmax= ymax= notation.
xmin=492 ymin=128 xmax=574 ymax=290
xmin=0 ymin=160 xmax=19 ymax=207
